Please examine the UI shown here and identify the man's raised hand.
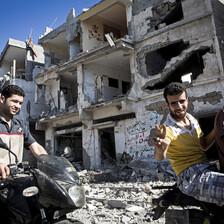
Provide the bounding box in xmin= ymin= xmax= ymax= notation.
xmin=152 ymin=125 xmax=170 ymax=161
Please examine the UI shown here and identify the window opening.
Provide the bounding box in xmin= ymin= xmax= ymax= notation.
xmin=122 ymin=81 xmax=131 ymax=94
xmin=104 ymin=25 xmax=121 ymax=41
xmin=153 ymin=0 xmax=183 ymax=30
xmin=55 ymin=132 xmax=83 ymax=169
xmin=146 ymin=41 xmax=189 ymax=76
xmin=108 ymin=77 xmax=119 ymax=88
xmin=146 ymin=48 xmax=209 ymax=90
xmin=93 ymin=113 xmax=136 ymax=125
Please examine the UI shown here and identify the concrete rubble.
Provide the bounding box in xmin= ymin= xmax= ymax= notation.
xmin=0 ymin=0 xmax=223 ymax=222
xmin=67 ymin=160 xmax=175 ymax=224
xmin=1 ymin=0 xmax=224 ymax=172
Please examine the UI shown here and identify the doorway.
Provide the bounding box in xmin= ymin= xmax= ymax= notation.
xmin=99 ymin=127 xmax=116 ymax=164
xmin=55 ymin=131 xmax=83 ymax=165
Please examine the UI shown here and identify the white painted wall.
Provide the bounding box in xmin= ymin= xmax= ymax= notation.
xmin=182 ymin=0 xmax=211 ymax=20
xmin=0 ymin=62 xmax=10 ymax=76
xmin=124 ymin=110 xmax=160 ymax=159
xmin=82 ymin=18 xmax=104 ymax=52
xmin=132 ymin=6 xmax=153 ymax=41
xmin=82 ymin=121 xmax=96 ymax=169
xmin=69 ymin=40 xmax=80 ymax=59
xmin=26 ymin=45 xmax=45 ymax=64
xmin=45 ymin=79 xmax=60 ymax=109
xmin=83 ymin=62 xmax=131 ymax=103
xmin=83 ymin=67 xmax=95 ymax=103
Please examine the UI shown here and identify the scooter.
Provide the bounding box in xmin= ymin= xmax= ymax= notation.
xmin=152 ymin=184 xmax=224 ymax=224
xmin=0 ymin=140 xmax=86 ymax=224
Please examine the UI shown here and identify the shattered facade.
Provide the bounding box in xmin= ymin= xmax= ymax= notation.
xmin=35 ymin=0 xmax=224 ymax=171
xmin=0 ymin=38 xmax=48 ymax=162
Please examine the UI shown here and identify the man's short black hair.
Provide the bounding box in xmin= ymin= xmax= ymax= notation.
xmin=1 ymin=85 xmax=25 ymax=99
xmin=163 ymin=82 xmax=187 ymax=103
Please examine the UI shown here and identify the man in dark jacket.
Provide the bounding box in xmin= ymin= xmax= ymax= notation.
xmin=0 ymin=85 xmax=47 ymax=180
xmin=0 ymin=84 xmax=47 ymax=223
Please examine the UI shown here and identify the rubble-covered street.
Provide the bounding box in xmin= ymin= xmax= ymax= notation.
xmin=1 ymin=0 xmax=224 ymax=223
xmin=67 ymin=161 xmax=175 ymax=224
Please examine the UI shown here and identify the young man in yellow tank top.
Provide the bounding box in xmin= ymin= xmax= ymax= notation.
xmin=153 ymin=82 xmax=224 ymax=206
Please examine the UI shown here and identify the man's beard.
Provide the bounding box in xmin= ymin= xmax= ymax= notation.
xmin=170 ymin=110 xmax=186 ymax=121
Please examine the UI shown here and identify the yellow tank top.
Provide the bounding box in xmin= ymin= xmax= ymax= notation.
xmin=164 ymin=113 xmax=208 ymax=176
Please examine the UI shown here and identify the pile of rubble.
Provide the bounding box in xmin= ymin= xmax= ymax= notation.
xmin=68 ymin=161 xmax=176 ymax=224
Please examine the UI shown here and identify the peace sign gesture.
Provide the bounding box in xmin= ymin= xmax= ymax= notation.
xmin=152 ymin=124 xmax=170 ymax=161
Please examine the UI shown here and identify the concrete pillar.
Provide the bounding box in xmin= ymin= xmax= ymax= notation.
xmin=94 ymin=128 xmax=101 ymax=169
xmin=45 ymin=126 xmax=54 ymax=154
xmin=12 ymin=60 xmax=16 ymax=84
xmin=69 ymin=41 xmax=80 ymax=59
xmin=77 ymin=63 xmax=84 ymax=110
xmin=126 ymin=3 xmax=132 ymax=36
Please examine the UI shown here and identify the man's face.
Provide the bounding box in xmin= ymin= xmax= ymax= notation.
xmin=166 ymin=92 xmax=188 ymax=121
xmin=0 ymin=94 xmax=23 ymax=117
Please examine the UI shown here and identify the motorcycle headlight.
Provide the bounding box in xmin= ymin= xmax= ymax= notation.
xmin=68 ymin=185 xmax=86 ymax=208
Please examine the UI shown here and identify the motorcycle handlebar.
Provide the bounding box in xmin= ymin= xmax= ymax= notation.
xmin=8 ymin=164 xmax=18 ymax=175
xmin=0 ymin=164 xmax=18 ymax=180
xmin=0 ymin=161 xmax=30 ymax=179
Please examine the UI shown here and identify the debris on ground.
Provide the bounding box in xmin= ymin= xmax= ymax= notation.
xmin=68 ymin=160 xmax=176 ymax=224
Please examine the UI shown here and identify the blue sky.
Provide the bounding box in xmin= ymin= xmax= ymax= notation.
xmin=0 ymin=0 xmax=101 ymax=53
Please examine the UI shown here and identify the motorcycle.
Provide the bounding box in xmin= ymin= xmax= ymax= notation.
xmin=152 ymin=184 xmax=224 ymax=224
xmin=0 ymin=140 xmax=86 ymax=224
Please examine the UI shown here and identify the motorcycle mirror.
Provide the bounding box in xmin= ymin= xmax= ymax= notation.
xmin=0 ymin=138 xmax=9 ymax=150
xmin=23 ymin=186 xmax=39 ymax=197
xmin=62 ymin=146 xmax=72 ymax=157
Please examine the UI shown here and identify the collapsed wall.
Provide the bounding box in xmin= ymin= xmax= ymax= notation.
xmin=35 ymin=0 xmax=224 ymax=172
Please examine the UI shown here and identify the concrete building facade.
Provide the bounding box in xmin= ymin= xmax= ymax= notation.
xmin=0 ymin=38 xmax=48 ymax=162
xmin=35 ymin=0 xmax=224 ymax=170
xmin=0 ymin=38 xmax=47 ymax=140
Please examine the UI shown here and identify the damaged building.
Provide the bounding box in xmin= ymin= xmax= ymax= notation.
xmin=0 ymin=38 xmax=47 ymax=162
xmin=35 ymin=0 xmax=224 ymax=171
